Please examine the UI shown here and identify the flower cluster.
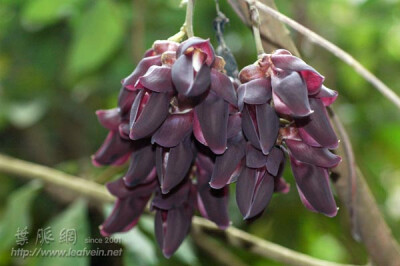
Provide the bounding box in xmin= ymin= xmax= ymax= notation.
xmin=93 ymin=38 xmax=340 ymax=257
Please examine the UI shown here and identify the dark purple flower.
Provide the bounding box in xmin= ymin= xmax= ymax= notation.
xmin=152 ymin=180 xmax=196 ymax=258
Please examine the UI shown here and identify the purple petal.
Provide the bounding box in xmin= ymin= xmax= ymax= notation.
xmin=286 ymin=139 xmax=341 ymax=168
xmin=314 ymin=85 xmax=338 ymax=106
xmin=137 ymin=65 xmax=173 ymax=92
xmin=96 ymin=108 xmax=121 ymax=131
xmin=171 ymin=54 xmax=211 ymax=97
xmin=266 ymin=147 xmax=285 ymax=176
xmin=274 ymin=177 xmax=290 ymax=194
xmin=246 ymin=143 xmax=268 ymax=168
xmin=210 ymin=136 xmax=245 ymax=189
xmin=156 ymin=137 xmax=194 ymax=194
xmin=210 ymin=69 xmax=237 ymax=106
xmin=296 ymin=98 xmax=338 ymax=149
xmin=197 ymin=161 xmax=230 ymax=229
xmin=195 ymin=91 xmax=229 ymax=154
xmin=241 ymin=105 xmax=261 ymax=150
xmin=153 ymin=40 xmax=179 ymax=54
xmin=227 ymin=112 xmax=242 ymax=139
xmin=238 ymin=64 xmax=264 ymax=83
xmin=130 ymin=92 xmax=170 ymax=140
xmin=271 ymin=71 xmax=313 ymax=117
xmin=176 ymin=37 xmax=215 ymax=66
xmin=123 ymin=55 xmax=162 ymax=90
xmin=92 ymin=131 xmax=132 ymax=166
xmin=100 ymin=196 xmax=150 ymax=236
xmin=237 ymin=78 xmax=271 ymax=110
xmin=271 ymin=54 xmax=324 ymax=94
xmin=106 ymin=178 xmax=157 ymax=199
xmin=256 ymin=103 xmax=279 ymax=154
xmin=123 ymin=145 xmax=156 ymax=187
xmin=236 ymin=167 xmax=274 ymax=219
xmin=290 ymin=156 xmax=338 ymax=217
xmin=152 ymin=179 xmax=191 ymax=210
xmin=118 ymin=88 xmax=138 ymax=115
xmin=152 ymin=111 xmax=193 ymax=148
xmin=155 ymin=206 xmax=193 ymax=258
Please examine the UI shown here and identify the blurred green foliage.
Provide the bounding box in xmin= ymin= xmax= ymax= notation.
xmin=0 ymin=0 xmax=399 ymax=265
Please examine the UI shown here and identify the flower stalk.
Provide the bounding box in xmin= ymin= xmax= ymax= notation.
xmin=248 ymin=0 xmax=264 ymax=57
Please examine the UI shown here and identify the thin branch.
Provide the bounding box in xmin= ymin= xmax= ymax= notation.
xmin=248 ymin=0 xmax=265 ymax=56
xmin=185 ymin=0 xmax=195 ymax=37
xmin=0 ymin=153 xmax=356 ymax=266
xmin=245 ymin=0 xmax=400 ymax=110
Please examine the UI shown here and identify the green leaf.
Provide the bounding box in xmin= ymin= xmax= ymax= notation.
xmin=29 ymin=199 xmax=89 ymax=266
xmin=0 ymin=181 xmax=42 ymax=251
xmin=67 ymin=0 xmax=125 ymax=78
xmin=21 ymin=0 xmax=83 ymax=31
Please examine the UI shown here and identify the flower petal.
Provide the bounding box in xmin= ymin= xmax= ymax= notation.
xmin=314 ymin=85 xmax=338 ymax=106
xmin=246 ymin=143 xmax=268 ymax=169
xmin=123 ymin=55 xmax=162 ymax=90
xmin=137 ymin=66 xmax=173 ymax=92
xmin=286 ymin=139 xmax=341 ymax=168
xmin=227 ymin=112 xmax=242 ymax=139
xmin=266 ymin=147 xmax=285 ymax=176
xmin=155 ymin=206 xmax=193 ymax=258
xmin=238 ymin=64 xmax=264 ymax=83
xmin=271 ymin=54 xmax=324 ymax=94
xmin=123 ymin=144 xmax=156 ymax=187
xmin=290 ymin=156 xmax=338 ymax=217
xmin=210 ymin=136 xmax=245 ymax=189
xmin=271 ymin=71 xmax=312 ymax=117
xmin=197 ymin=160 xmax=230 ymax=229
xmin=156 ymin=137 xmax=194 ymax=194
xmin=118 ymin=88 xmax=138 ymax=115
xmin=241 ymin=105 xmax=261 ymax=150
xmin=177 ymin=37 xmax=215 ymax=66
xmin=195 ymin=91 xmax=229 ymax=154
xmin=96 ymin=108 xmax=121 ymax=131
xmin=130 ymin=92 xmax=170 ymax=140
xmin=256 ymin=103 xmax=279 ymax=154
xmin=237 ymin=78 xmax=271 ymax=110
xmin=152 ymin=111 xmax=193 ymax=148
xmin=92 ymin=131 xmax=132 ymax=166
xmin=296 ymin=98 xmax=338 ymax=149
xmin=210 ymin=69 xmax=237 ymax=106
xmin=236 ymin=167 xmax=274 ymax=219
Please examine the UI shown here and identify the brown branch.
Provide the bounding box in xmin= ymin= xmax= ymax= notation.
xmin=226 ymin=1 xmax=400 ymax=265
xmin=0 ymin=153 xmax=356 ymax=266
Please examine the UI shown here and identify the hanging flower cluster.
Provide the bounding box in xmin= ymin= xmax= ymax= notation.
xmin=92 ymin=38 xmax=340 ymax=258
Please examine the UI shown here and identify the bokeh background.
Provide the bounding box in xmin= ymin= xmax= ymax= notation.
xmin=0 ymin=0 xmax=399 ymax=265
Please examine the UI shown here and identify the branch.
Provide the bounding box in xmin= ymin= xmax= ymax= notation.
xmin=329 ymin=111 xmax=400 ymax=266
xmin=0 ymin=153 xmax=355 ymax=266
xmin=248 ymin=0 xmax=400 ymax=110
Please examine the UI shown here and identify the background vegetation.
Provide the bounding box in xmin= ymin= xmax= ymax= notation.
xmin=0 ymin=0 xmax=399 ymax=265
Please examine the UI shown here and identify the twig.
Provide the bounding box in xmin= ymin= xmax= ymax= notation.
xmin=245 ymin=0 xmax=400 ymax=111
xmin=185 ymin=0 xmax=195 ymax=37
xmin=248 ymin=0 xmax=265 ymax=56
xmin=191 ymin=230 xmax=247 ymax=266
xmin=0 ymin=153 xmax=356 ymax=266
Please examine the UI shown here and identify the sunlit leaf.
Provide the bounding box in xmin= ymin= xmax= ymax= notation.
xmin=29 ymin=199 xmax=89 ymax=266
xmin=21 ymin=0 xmax=83 ymax=31
xmin=0 ymin=181 xmax=42 ymax=251
xmin=67 ymin=0 xmax=125 ymax=79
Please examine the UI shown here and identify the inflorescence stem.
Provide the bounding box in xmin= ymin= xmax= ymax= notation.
xmin=248 ymin=0 xmax=265 ymax=57
xmin=185 ymin=0 xmax=195 ymax=38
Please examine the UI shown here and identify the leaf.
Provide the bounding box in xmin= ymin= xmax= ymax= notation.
xmin=7 ymin=99 xmax=47 ymax=129
xmin=21 ymin=0 xmax=83 ymax=31
xmin=29 ymin=199 xmax=89 ymax=266
xmin=0 ymin=181 xmax=42 ymax=252
xmin=67 ymin=0 xmax=125 ymax=78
